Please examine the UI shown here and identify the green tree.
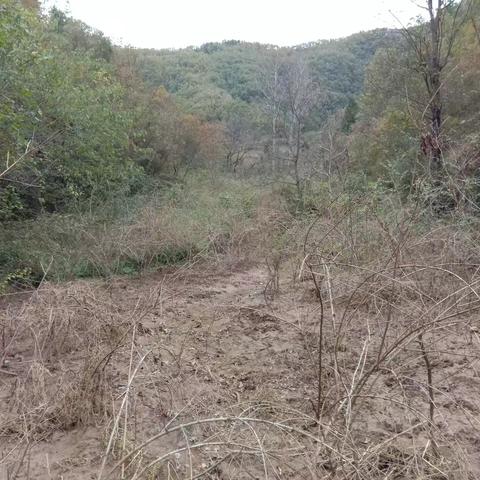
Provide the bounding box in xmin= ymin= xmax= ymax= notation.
xmin=0 ymin=2 xmax=143 ymax=219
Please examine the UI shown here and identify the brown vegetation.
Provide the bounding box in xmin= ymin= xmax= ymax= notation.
xmin=1 ymin=192 xmax=480 ymax=479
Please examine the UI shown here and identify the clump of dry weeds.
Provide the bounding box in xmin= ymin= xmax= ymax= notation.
xmin=0 ymin=280 xmax=162 ymax=479
xmin=295 ymin=194 xmax=480 ymax=479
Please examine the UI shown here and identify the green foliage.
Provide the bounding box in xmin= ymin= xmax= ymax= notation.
xmin=0 ymin=172 xmax=264 ymax=286
xmin=349 ymin=4 xmax=480 ymax=209
xmin=351 ymin=109 xmax=418 ymax=185
xmin=341 ymin=99 xmax=359 ymax=133
xmin=3 ymin=0 xmax=480 ymax=296
xmin=49 ymin=8 xmax=113 ymax=62
xmin=0 ymin=185 xmax=24 ymax=219
xmin=0 ymin=267 xmax=38 ymax=293
xmin=0 ymin=1 xmax=144 ymax=220
xmin=135 ymin=31 xmax=398 ymax=129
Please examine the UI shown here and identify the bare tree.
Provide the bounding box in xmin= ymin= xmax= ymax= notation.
xmin=278 ymin=55 xmax=320 ymax=204
xmin=401 ymin=0 xmax=471 ymax=175
xmin=312 ymin=111 xmax=349 ymax=180
xmin=224 ymin=114 xmax=256 ymax=174
xmin=258 ymin=49 xmax=284 ymax=173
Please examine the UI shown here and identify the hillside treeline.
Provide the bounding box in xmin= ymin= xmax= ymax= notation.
xmin=1 ymin=0 xmax=402 ymax=221
xmin=0 ymin=0 xmax=225 ymax=220
xmin=1 ymin=0 xmax=480 ymax=228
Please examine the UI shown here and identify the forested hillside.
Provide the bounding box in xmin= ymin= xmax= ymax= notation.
xmin=3 ymin=1 xmax=480 ymax=479
xmin=0 ymin=0 xmax=405 ymax=282
xmin=136 ymin=29 xmax=399 ymax=123
xmin=5 ymin=0 xmax=479 ymax=228
xmin=2 ymin=0 xmax=480 ymax=303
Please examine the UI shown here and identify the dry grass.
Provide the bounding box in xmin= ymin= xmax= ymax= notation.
xmin=0 ymin=173 xmax=264 ymax=285
xmin=1 ymin=184 xmax=480 ymax=479
xmin=90 ymin=194 xmax=480 ymax=479
xmin=292 ymin=193 xmax=480 ymax=479
xmin=0 ymin=279 xmax=163 ymax=479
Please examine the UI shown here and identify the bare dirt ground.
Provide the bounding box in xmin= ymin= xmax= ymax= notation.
xmin=1 ymin=259 xmax=480 ymax=479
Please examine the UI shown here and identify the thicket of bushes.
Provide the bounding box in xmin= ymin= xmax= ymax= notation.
xmin=0 ymin=1 xmax=226 ymax=222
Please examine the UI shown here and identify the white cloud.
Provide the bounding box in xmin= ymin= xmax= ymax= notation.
xmin=43 ymin=0 xmax=424 ymax=49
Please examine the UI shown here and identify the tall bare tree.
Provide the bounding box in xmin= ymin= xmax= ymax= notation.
xmin=278 ymin=55 xmax=320 ymax=204
xmin=402 ymin=0 xmax=471 ymax=175
xmin=313 ymin=111 xmax=349 ymax=180
xmin=259 ymin=49 xmax=283 ymax=173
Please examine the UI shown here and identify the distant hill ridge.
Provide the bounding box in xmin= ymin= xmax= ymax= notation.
xmin=133 ymin=28 xmax=402 ymax=124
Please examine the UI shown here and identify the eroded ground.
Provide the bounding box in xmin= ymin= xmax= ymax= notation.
xmin=1 ymin=260 xmax=479 ymax=479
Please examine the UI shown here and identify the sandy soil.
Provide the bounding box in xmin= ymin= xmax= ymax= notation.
xmin=1 ymin=261 xmax=479 ymax=479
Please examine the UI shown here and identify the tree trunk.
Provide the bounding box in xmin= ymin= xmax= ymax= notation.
xmin=294 ymin=126 xmax=303 ymax=206
xmin=429 ymin=101 xmax=442 ymax=174
xmin=272 ymin=68 xmax=278 ymax=174
xmin=472 ymin=18 xmax=480 ymax=47
xmin=427 ymin=0 xmax=444 ymax=175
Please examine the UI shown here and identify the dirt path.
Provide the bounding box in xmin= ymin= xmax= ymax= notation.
xmin=1 ymin=264 xmax=314 ymax=479
xmin=1 ymin=262 xmax=480 ymax=479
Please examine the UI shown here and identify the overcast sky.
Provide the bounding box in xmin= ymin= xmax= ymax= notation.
xmin=43 ymin=0 xmax=424 ymax=49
